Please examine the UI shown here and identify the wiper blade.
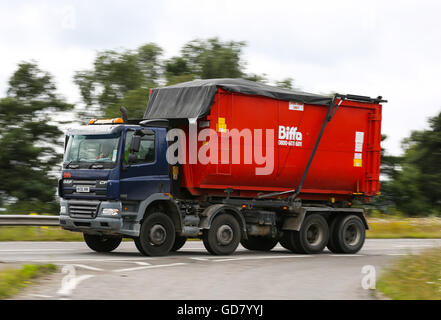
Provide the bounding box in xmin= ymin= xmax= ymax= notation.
xmin=88 ymin=163 xmax=104 ymax=169
xmin=65 ymin=161 xmax=79 ymax=169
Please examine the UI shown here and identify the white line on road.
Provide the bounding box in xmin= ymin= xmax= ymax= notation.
xmin=329 ymin=254 xmax=364 ymax=257
xmin=28 ymin=294 xmax=54 ymax=299
xmin=6 ymin=257 xmax=159 ymax=263
xmin=394 ymin=244 xmax=435 ymax=248
xmin=62 ymin=264 xmax=104 ymax=271
xmin=132 ymin=261 xmax=151 ymax=266
xmin=213 ymin=255 xmax=311 ymax=262
xmin=113 ymin=262 xmax=187 ymax=273
xmin=0 ymin=249 xmax=76 ymax=252
xmin=190 ymin=257 xmax=210 ymax=261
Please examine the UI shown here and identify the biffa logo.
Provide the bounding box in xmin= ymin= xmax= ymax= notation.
xmin=278 ymin=126 xmax=303 ymax=147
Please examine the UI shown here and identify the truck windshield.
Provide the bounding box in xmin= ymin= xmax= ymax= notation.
xmin=64 ymin=134 xmax=121 ymax=168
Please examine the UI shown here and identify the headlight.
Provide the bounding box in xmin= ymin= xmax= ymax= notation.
xmin=60 ymin=206 xmax=66 ymax=214
xmin=102 ymin=208 xmax=119 ymax=216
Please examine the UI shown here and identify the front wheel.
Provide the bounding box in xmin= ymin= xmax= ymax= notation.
xmin=171 ymin=236 xmax=187 ymax=252
xmin=137 ymin=212 xmax=176 ymax=256
xmin=83 ymin=234 xmax=122 ymax=253
xmin=241 ymin=236 xmax=278 ymax=251
xmin=203 ymin=213 xmax=241 ymax=255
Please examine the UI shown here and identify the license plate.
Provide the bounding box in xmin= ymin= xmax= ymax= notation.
xmin=76 ymin=186 xmax=90 ymax=193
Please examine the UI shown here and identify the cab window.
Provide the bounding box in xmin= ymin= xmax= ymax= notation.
xmin=124 ymin=131 xmax=155 ymax=164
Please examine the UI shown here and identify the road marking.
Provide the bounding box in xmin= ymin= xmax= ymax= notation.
xmin=64 ymin=264 xmax=104 ymax=271
xmin=0 ymin=249 xmax=76 ymax=252
xmin=132 ymin=261 xmax=151 ymax=266
xmin=28 ymin=294 xmax=53 ymax=298
xmin=190 ymin=257 xmax=209 ymax=261
xmin=394 ymin=244 xmax=434 ymax=248
xmin=113 ymin=262 xmax=187 ymax=273
xmin=213 ymin=255 xmax=311 ymax=262
xmin=329 ymin=254 xmax=364 ymax=257
xmin=8 ymin=257 xmax=159 ymax=263
xmin=386 ymin=253 xmax=407 ymax=256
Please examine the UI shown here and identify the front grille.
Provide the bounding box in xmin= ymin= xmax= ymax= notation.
xmin=72 ymin=180 xmax=96 ymax=186
xmin=68 ymin=200 xmax=99 ymax=219
xmin=62 ymin=179 xmax=107 ymax=197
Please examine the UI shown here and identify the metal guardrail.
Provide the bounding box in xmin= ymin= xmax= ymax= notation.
xmin=0 ymin=215 xmax=60 ymax=226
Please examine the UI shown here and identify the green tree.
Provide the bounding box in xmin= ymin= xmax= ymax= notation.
xmin=244 ymin=73 xmax=268 ymax=83
xmin=75 ymin=38 xmax=300 ymax=119
xmin=275 ymin=77 xmax=295 ymax=89
xmin=180 ymin=38 xmax=246 ymax=79
xmin=164 ymin=56 xmax=195 ymax=85
xmin=0 ymin=62 xmax=73 ymax=213
xmin=74 ymin=43 xmax=163 ymax=120
xmin=378 ymin=112 xmax=441 ymax=216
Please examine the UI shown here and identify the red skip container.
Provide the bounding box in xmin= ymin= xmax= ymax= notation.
xmin=146 ymin=79 xmax=384 ymax=202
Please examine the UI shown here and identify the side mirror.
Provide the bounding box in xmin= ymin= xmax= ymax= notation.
xmin=130 ymin=135 xmax=141 ymax=153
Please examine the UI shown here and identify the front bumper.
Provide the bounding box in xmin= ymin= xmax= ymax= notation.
xmin=59 ymin=199 xmax=140 ymax=237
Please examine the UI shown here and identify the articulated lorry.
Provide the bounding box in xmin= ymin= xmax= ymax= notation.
xmin=59 ymin=79 xmax=385 ymax=256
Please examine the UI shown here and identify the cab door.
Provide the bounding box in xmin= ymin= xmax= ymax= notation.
xmin=119 ymin=128 xmax=170 ymax=201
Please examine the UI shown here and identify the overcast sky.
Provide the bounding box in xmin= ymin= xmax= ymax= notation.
xmin=1 ymin=0 xmax=440 ymax=155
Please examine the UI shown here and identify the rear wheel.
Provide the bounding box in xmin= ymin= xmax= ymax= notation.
xmin=241 ymin=236 xmax=278 ymax=251
xmin=327 ymin=216 xmax=343 ymax=253
xmin=171 ymin=236 xmax=187 ymax=252
xmin=83 ymin=234 xmax=122 ymax=253
xmin=328 ymin=215 xmax=365 ymax=254
xmin=285 ymin=214 xmax=329 ymax=254
xmin=203 ymin=213 xmax=241 ymax=255
xmin=279 ymin=232 xmax=292 ymax=251
xmin=280 ymin=230 xmax=303 ymax=253
xmin=137 ymin=212 xmax=176 ymax=256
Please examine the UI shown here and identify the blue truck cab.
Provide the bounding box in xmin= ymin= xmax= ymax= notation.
xmin=58 ymin=118 xmax=190 ymax=255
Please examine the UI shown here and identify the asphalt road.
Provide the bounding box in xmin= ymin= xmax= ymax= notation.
xmin=1 ymin=239 xmax=440 ymax=300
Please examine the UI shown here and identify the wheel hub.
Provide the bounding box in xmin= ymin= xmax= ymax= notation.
xmin=344 ymin=224 xmax=360 ymax=246
xmin=149 ymin=224 xmax=167 ymax=245
xmin=216 ymin=225 xmax=234 ymax=245
xmin=306 ymin=224 xmax=322 ymax=246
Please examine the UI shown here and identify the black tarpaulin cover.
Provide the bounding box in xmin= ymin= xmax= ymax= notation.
xmin=144 ymin=78 xmax=333 ymax=119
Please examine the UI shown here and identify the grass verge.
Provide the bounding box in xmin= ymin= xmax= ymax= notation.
xmin=366 ymin=217 xmax=441 ymax=239
xmin=0 ymin=264 xmax=57 ymax=299
xmin=377 ymin=247 xmax=441 ymax=300
xmin=0 ymin=226 xmax=83 ymax=241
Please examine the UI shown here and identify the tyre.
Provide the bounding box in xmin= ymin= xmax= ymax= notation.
xmin=290 ymin=214 xmax=329 ymax=254
xmin=171 ymin=236 xmax=187 ymax=252
xmin=279 ymin=232 xmax=292 ymax=251
xmin=202 ymin=213 xmax=241 ymax=255
xmin=280 ymin=230 xmax=304 ymax=253
xmin=326 ymin=216 xmax=343 ymax=253
xmin=134 ymin=237 xmax=146 ymax=255
xmin=137 ymin=212 xmax=176 ymax=256
xmin=241 ymin=236 xmax=278 ymax=251
xmin=83 ymin=233 xmax=122 ymax=253
xmin=329 ymin=215 xmax=365 ymax=254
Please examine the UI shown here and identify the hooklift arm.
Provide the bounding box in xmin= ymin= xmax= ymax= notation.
xmin=258 ymin=94 xmax=346 ymax=201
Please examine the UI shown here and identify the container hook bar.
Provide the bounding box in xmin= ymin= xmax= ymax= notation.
xmin=257 ymin=94 xmax=345 ymax=201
